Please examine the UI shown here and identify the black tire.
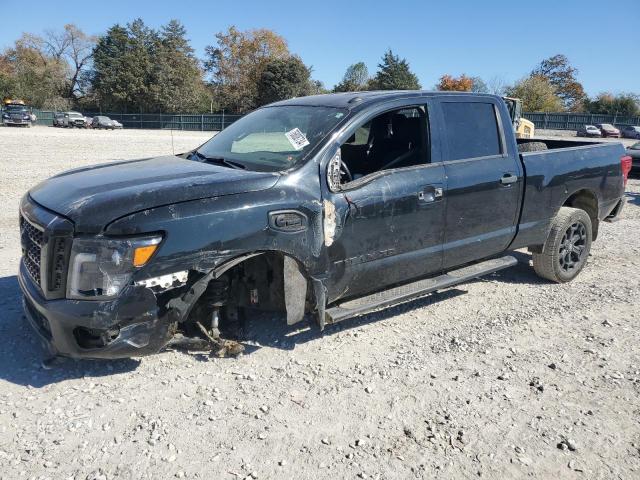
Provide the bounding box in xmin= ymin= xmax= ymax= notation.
xmin=532 ymin=206 xmax=592 ymax=283
xmin=518 ymin=141 xmax=548 ymax=153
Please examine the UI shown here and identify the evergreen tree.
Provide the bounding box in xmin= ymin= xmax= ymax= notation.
xmin=92 ymin=19 xmax=207 ymax=112
xmin=92 ymin=21 xmax=153 ymax=111
xmin=584 ymin=93 xmax=640 ymax=116
xmin=256 ymin=56 xmax=311 ymax=106
xmin=369 ymin=50 xmax=420 ymax=90
xmin=149 ymin=20 xmax=208 ymax=112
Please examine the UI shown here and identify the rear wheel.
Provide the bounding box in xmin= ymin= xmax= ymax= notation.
xmin=532 ymin=207 xmax=592 ymax=283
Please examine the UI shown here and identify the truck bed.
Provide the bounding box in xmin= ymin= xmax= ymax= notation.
xmin=510 ymin=138 xmax=626 ymax=250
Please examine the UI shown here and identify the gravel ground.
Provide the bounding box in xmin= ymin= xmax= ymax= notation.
xmin=0 ymin=126 xmax=639 ymax=480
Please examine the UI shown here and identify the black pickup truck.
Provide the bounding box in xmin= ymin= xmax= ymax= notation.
xmin=19 ymin=91 xmax=631 ymax=359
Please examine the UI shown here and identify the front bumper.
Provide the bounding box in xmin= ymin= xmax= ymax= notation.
xmin=3 ymin=119 xmax=30 ymax=125
xmin=19 ymin=261 xmax=173 ymax=359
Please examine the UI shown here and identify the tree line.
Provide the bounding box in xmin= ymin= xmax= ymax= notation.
xmin=1 ymin=20 xmax=638 ymax=116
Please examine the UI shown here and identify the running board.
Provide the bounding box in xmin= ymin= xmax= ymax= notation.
xmin=325 ymin=255 xmax=517 ymax=325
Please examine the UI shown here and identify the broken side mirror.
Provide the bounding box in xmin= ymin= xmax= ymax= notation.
xmin=327 ymin=149 xmax=342 ymax=192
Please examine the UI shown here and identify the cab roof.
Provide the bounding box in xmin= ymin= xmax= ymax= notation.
xmin=268 ymin=90 xmax=502 ymax=110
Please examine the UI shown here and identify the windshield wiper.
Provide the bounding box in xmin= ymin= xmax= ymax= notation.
xmin=192 ymin=151 xmax=246 ymax=170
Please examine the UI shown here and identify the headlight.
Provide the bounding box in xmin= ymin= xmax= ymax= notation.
xmin=23 ymin=115 xmax=30 ymax=120
xmin=67 ymin=235 xmax=162 ymax=300
xmin=2 ymin=113 xmax=8 ymax=119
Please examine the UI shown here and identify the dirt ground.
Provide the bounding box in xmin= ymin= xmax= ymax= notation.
xmin=0 ymin=126 xmax=639 ymax=480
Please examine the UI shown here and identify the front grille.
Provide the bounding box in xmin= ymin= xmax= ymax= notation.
xmin=20 ymin=199 xmax=73 ymax=299
xmin=20 ymin=214 xmax=44 ymax=287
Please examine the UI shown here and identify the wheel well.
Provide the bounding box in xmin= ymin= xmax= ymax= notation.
xmin=183 ymin=252 xmax=314 ymax=333
xmin=563 ymin=189 xmax=599 ymax=240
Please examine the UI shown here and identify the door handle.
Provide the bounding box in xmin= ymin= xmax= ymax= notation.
xmin=418 ymin=186 xmax=443 ymax=203
xmin=500 ymin=173 xmax=518 ymax=185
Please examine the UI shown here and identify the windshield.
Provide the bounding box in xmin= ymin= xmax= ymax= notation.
xmin=195 ymin=105 xmax=348 ymax=171
xmin=5 ymin=105 xmax=28 ymax=113
xmin=69 ymin=112 xmax=83 ymax=118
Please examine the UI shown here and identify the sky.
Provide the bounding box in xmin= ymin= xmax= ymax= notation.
xmin=1 ymin=0 xmax=638 ymax=96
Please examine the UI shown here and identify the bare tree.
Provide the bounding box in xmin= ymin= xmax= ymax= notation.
xmin=36 ymin=25 xmax=96 ymax=100
xmin=62 ymin=25 xmax=95 ymax=99
xmin=487 ymin=75 xmax=508 ymax=96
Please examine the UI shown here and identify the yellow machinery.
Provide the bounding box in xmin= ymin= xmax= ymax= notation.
xmin=4 ymin=98 xmax=25 ymax=106
xmin=503 ymin=97 xmax=535 ymax=138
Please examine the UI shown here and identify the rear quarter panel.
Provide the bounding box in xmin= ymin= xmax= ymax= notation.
xmin=511 ymin=142 xmax=625 ymax=249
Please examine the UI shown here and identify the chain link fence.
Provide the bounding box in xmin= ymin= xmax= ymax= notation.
xmin=2 ymin=108 xmax=242 ymax=131
xmin=524 ymin=112 xmax=640 ymax=131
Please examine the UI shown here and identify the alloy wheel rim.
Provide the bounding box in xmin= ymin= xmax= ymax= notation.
xmin=558 ymin=221 xmax=587 ymax=272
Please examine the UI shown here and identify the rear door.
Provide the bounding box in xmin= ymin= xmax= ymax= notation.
xmin=434 ymin=97 xmax=523 ymax=268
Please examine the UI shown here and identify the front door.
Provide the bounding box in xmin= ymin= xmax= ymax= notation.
xmin=323 ymin=103 xmax=446 ymax=303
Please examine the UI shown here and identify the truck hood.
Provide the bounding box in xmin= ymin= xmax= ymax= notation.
xmin=29 ymin=155 xmax=280 ymax=233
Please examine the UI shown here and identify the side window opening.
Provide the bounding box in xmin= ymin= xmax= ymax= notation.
xmin=338 ymin=106 xmax=429 ymax=186
xmin=441 ymin=102 xmax=502 ymax=161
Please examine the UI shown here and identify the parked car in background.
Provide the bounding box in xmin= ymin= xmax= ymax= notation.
xmin=111 ymin=119 xmax=123 ymax=129
xmin=53 ymin=113 xmax=64 ymax=127
xmin=2 ymin=100 xmax=35 ymax=127
xmin=595 ymin=123 xmax=621 ymax=138
xmin=620 ymin=125 xmax=640 ymax=139
xmin=91 ymin=116 xmax=118 ymax=130
xmin=626 ymin=141 xmax=640 ymax=173
xmin=577 ymin=125 xmax=602 ymax=138
xmin=54 ymin=111 xmax=86 ymax=128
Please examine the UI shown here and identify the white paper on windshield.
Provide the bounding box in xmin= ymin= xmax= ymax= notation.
xmin=285 ymin=128 xmax=310 ymax=150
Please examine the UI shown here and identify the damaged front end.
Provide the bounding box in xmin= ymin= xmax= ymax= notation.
xmin=18 ymin=195 xmax=186 ymax=359
xmin=19 ymin=154 xmax=328 ymax=359
xmin=20 ymin=265 xmax=176 ymax=359
xmin=21 ymin=245 xmax=315 ymax=359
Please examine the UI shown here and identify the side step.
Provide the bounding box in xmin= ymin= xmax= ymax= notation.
xmin=325 ymin=255 xmax=517 ymax=325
